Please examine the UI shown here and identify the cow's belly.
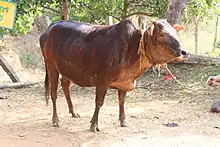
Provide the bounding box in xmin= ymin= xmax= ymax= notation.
xmin=56 ymin=64 xmax=137 ymax=90
xmin=110 ymin=80 xmax=136 ymax=91
xmin=55 ymin=61 xmax=98 ymax=87
xmin=59 ymin=72 xmax=97 ymax=87
xmin=54 ymin=58 xmax=137 ymax=90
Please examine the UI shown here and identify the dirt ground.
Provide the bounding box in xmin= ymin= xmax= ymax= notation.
xmin=1 ymin=63 xmax=220 ymax=147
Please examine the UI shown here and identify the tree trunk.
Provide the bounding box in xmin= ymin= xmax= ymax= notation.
xmin=60 ymin=0 xmax=68 ymax=20
xmin=121 ymin=0 xmax=129 ymax=20
xmin=0 ymin=54 xmax=21 ymax=83
xmin=166 ymin=0 xmax=189 ymax=24
xmin=213 ymin=16 xmax=219 ymax=51
xmin=194 ymin=21 xmax=199 ymax=54
xmin=0 ymin=82 xmax=43 ymax=89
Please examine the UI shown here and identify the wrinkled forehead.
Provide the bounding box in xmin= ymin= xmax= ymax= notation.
xmin=156 ymin=20 xmax=179 ymax=39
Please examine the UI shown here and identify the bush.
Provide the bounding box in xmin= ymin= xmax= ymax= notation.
xmin=20 ymin=52 xmax=37 ymax=68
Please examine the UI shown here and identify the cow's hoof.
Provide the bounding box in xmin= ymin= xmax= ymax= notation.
xmin=71 ymin=112 xmax=80 ymax=118
xmin=52 ymin=121 xmax=59 ymax=127
xmin=90 ymin=125 xmax=100 ymax=133
xmin=120 ymin=120 xmax=129 ymax=127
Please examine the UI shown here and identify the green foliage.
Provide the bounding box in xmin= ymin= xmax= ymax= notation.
xmin=216 ymin=40 xmax=220 ymax=48
xmin=0 ymin=0 xmax=219 ymax=36
xmin=205 ymin=0 xmax=220 ymax=6
xmin=68 ymin=0 xmax=124 ymax=24
xmin=209 ymin=49 xmax=220 ymax=56
xmin=0 ymin=0 xmax=170 ymax=36
xmin=0 ymin=0 xmax=42 ymax=36
xmin=183 ymin=0 xmax=220 ymax=24
xmin=50 ymin=0 xmax=168 ymax=23
xmin=132 ymin=0 xmax=169 ymax=18
xmin=14 ymin=0 xmax=43 ymax=34
xmin=5 ymin=0 xmax=218 ymax=36
xmin=20 ymin=52 xmax=37 ymax=68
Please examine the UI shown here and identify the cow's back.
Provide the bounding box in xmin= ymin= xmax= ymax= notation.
xmin=46 ymin=20 xmax=94 ymax=49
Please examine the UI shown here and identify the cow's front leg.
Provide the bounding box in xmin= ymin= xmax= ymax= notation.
xmin=118 ymin=90 xmax=128 ymax=127
xmin=90 ymin=87 xmax=107 ymax=132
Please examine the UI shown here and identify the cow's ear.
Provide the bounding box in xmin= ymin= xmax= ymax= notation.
xmin=173 ymin=24 xmax=184 ymax=32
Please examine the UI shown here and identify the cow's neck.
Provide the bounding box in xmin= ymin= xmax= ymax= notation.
xmin=118 ymin=29 xmax=156 ymax=81
xmin=110 ymin=32 xmax=153 ymax=90
xmin=137 ymin=32 xmax=156 ymax=73
xmin=124 ymin=38 xmax=152 ymax=81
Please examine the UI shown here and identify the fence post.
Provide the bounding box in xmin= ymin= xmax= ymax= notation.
xmin=106 ymin=16 xmax=113 ymax=25
xmin=213 ymin=16 xmax=219 ymax=51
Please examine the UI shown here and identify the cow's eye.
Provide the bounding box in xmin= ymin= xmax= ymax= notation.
xmin=160 ymin=33 xmax=165 ymax=37
xmin=157 ymin=33 xmax=165 ymax=41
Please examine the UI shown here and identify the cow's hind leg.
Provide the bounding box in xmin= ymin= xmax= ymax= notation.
xmin=90 ymin=87 xmax=107 ymax=132
xmin=48 ymin=65 xmax=59 ymax=127
xmin=60 ymin=77 xmax=80 ymax=118
xmin=118 ymin=90 xmax=128 ymax=127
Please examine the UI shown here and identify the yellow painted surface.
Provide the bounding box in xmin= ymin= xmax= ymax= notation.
xmin=0 ymin=1 xmax=16 ymax=29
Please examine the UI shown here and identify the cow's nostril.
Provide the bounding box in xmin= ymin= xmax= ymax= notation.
xmin=181 ymin=50 xmax=187 ymax=56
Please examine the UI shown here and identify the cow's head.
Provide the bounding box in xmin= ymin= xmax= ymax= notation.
xmin=142 ymin=19 xmax=188 ymax=65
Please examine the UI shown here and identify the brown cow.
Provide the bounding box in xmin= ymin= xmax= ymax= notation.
xmin=41 ymin=19 xmax=188 ymax=132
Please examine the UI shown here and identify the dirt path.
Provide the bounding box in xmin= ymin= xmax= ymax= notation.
xmin=1 ymin=64 xmax=220 ymax=147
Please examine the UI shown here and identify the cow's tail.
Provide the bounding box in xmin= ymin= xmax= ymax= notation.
xmin=40 ymin=32 xmax=50 ymax=106
xmin=44 ymin=62 xmax=49 ymax=106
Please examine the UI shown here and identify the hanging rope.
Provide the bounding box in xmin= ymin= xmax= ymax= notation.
xmin=164 ymin=64 xmax=197 ymax=91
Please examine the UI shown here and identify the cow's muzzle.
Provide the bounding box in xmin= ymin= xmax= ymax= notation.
xmin=176 ymin=49 xmax=189 ymax=60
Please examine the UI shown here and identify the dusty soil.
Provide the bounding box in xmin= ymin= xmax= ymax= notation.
xmin=1 ymin=63 xmax=220 ymax=147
